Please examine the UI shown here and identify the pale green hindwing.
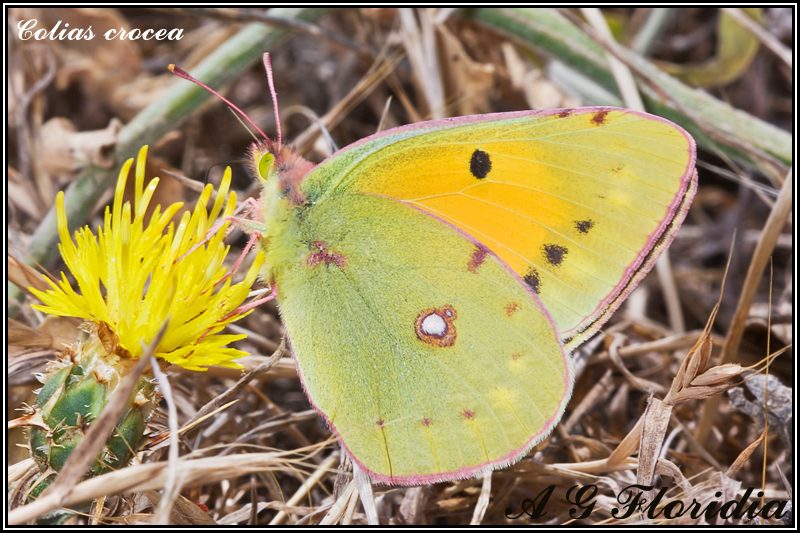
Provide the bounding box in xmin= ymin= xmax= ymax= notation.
xmin=275 ymin=191 xmax=572 ymax=485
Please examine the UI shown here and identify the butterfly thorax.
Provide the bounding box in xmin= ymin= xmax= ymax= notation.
xmin=251 ymin=140 xmax=316 ymax=284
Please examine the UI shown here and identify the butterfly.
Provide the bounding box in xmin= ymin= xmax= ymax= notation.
xmin=174 ymin=62 xmax=697 ymax=486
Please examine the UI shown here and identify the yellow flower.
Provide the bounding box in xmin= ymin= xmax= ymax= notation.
xmin=31 ymin=146 xmax=264 ymax=371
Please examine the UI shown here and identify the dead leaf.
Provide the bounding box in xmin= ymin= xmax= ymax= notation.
xmin=41 ymin=8 xmax=142 ymax=115
xmin=656 ymin=8 xmax=763 ymax=87
xmin=522 ymin=69 xmax=568 ymax=111
xmin=40 ymin=117 xmax=121 ymax=180
xmin=437 ymin=23 xmax=495 ymax=115
xmin=690 ymin=363 xmax=743 ymax=387
xmin=654 ymin=458 xmax=692 ymax=495
xmin=8 ymin=349 xmax=57 ymax=387
xmin=39 ymin=315 xmax=85 ymax=348
xmin=637 ymin=396 xmax=672 ymax=486
xmin=8 ymin=160 xmax=44 ymax=220
xmin=398 ymin=486 xmax=429 ymax=525
xmin=144 ymin=490 xmax=219 ymax=525
xmin=726 ymin=430 xmax=767 ymax=477
xmin=9 ymin=319 xmax=52 ymax=349
xmin=8 ymin=253 xmax=52 ymax=295
xmin=729 ymin=373 xmax=792 ymax=448
xmin=435 ymin=496 xmax=473 ymax=513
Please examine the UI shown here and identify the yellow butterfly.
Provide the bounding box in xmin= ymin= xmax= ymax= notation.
xmin=174 ymin=63 xmax=696 ymax=485
xmin=253 ymin=107 xmax=696 ymax=484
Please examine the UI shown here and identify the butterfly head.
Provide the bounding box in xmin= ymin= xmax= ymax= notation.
xmin=250 ymin=139 xmax=314 ymax=207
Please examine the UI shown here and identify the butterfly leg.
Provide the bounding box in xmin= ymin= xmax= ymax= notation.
xmin=177 ymin=196 xmax=263 ymax=262
xmin=210 ymin=230 xmax=260 ymax=287
xmin=219 ymin=288 xmax=276 ymax=322
xmin=236 ymin=196 xmax=262 ymax=220
xmin=194 ymin=290 xmax=275 ymax=344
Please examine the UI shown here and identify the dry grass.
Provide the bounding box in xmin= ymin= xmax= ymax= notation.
xmin=8 ymin=7 xmax=793 ymax=525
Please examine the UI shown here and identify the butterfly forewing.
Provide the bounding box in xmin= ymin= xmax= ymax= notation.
xmin=303 ymin=108 xmax=696 ymax=348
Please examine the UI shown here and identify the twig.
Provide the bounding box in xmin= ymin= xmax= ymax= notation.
xmin=270 ymin=453 xmax=340 ymax=525
xmin=149 ymin=355 xmax=180 ymax=525
xmin=695 ymin=169 xmax=792 ymax=445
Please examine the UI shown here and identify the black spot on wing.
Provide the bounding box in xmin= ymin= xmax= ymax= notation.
xmin=543 ymin=244 xmax=568 ymax=266
xmin=469 ymin=149 xmax=491 ymax=179
xmin=575 ymin=219 xmax=595 ymax=235
xmin=523 ymin=267 xmax=541 ymax=293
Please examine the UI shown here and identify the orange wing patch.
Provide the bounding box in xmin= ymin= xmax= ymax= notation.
xmin=343 ymin=109 xmax=695 ymax=344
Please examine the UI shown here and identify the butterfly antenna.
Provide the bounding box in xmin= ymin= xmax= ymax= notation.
xmin=262 ymin=53 xmax=282 ymax=146
xmin=168 ymin=64 xmax=269 ymax=141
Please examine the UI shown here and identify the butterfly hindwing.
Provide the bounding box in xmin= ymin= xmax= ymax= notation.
xmin=276 ymin=192 xmax=572 ymax=485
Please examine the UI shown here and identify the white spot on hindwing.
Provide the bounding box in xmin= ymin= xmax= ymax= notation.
xmin=421 ymin=313 xmax=447 ymax=336
xmin=415 ymin=305 xmax=457 ymax=347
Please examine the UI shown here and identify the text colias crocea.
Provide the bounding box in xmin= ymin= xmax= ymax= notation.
xmin=251 ymin=107 xmax=696 ymax=485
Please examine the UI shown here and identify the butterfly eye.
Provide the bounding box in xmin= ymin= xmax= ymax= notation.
xmin=257 ymin=152 xmax=275 ymax=181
